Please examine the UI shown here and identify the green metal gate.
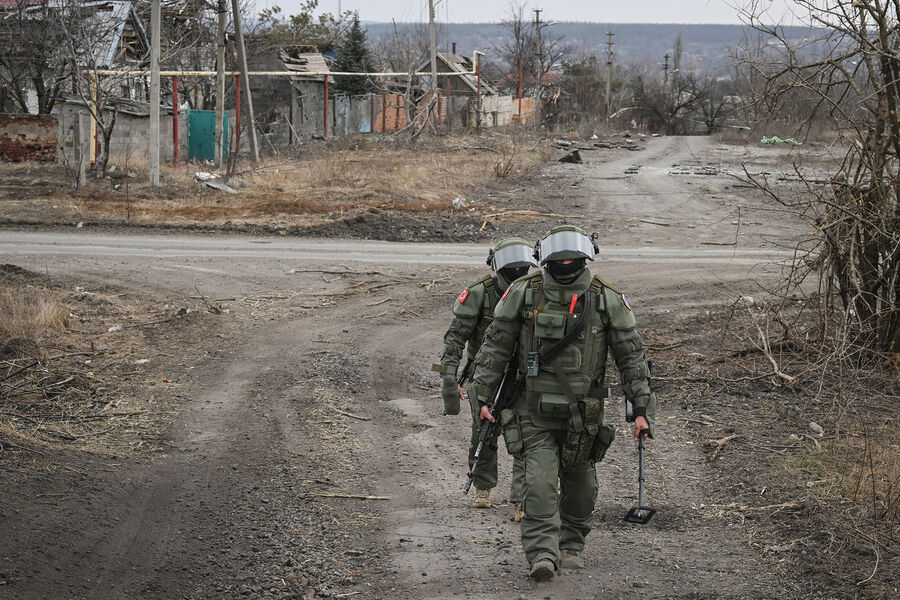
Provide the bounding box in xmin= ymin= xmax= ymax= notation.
xmin=186 ymin=110 xmax=228 ymax=161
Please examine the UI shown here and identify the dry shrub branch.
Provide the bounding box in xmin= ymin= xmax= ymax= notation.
xmin=733 ymin=2 xmax=900 ymax=594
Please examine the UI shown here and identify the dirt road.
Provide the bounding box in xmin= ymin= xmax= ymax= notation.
xmin=1 ymin=137 xmax=816 ymax=599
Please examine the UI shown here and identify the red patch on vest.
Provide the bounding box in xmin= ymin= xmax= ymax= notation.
xmin=457 ymin=289 xmax=469 ymax=303
xmin=500 ymin=286 xmax=511 ymax=302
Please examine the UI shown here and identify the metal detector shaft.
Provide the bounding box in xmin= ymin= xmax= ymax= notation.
xmin=637 ymin=431 xmax=646 ymax=506
xmin=624 ymin=429 xmax=657 ymax=524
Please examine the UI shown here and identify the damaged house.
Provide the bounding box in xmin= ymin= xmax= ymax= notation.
xmin=0 ymin=0 xmax=150 ymax=113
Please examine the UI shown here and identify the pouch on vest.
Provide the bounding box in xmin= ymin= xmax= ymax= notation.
xmin=560 ymin=397 xmax=602 ymax=469
xmin=500 ymin=408 xmax=523 ymax=455
xmin=535 ymin=312 xmax=566 ymax=340
xmin=590 ymin=423 xmax=616 ymax=463
xmin=537 ymin=392 xmax=571 ymax=419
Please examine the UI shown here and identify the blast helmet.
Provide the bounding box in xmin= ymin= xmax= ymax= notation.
xmin=533 ymin=225 xmax=599 ymax=282
xmin=486 ymin=237 xmax=538 ymax=283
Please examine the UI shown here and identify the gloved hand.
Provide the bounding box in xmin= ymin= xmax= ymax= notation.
xmin=441 ymin=375 xmax=461 ymax=415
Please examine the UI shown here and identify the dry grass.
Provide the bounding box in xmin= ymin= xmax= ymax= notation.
xmin=0 ymin=135 xmax=551 ymax=227
xmin=0 ymin=286 xmax=68 ymax=353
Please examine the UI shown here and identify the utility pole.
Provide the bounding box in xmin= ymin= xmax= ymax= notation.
xmin=428 ymin=0 xmax=438 ymax=127
xmin=428 ymin=0 xmax=438 ymax=94
xmin=231 ymin=0 xmax=259 ymax=163
xmin=534 ymin=8 xmax=542 ymax=127
xmin=149 ymin=0 xmax=160 ymax=186
xmin=214 ymin=0 xmax=226 ymax=168
xmin=605 ymin=31 xmax=613 ymax=132
xmin=663 ymin=52 xmax=669 ymax=87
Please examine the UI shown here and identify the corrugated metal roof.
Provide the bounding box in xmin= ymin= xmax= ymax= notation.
xmin=279 ymin=47 xmax=333 ymax=84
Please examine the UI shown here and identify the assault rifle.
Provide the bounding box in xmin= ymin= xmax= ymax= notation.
xmin=464 ymin=356 xmax=521 ymax=495
xmin=457 ymin=358 xmax=474 ymax=387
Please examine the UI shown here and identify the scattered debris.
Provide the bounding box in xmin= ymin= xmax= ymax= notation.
xmin=203 ymin=180 xmax=238 ymax=194
xmin=559 ymin=149 xmax=582 ymax=164
xmin=706 ymin=434 xmax=740 ymax=461
xmin=335 ymin=408 xmax=370 ymax=421
xmin=761 ymin=136 xmax=802 ymax=146
xmin=227 ymin=177 xmax=250 ymax=189
xmin=480 ymin=209 xmax=583 ymax=231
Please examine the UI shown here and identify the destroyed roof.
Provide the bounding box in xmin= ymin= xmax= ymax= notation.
xmin=279 ymin=46 xmax=333 ymax=84
xmin=416 ymin=53 xmax=498 ymax=96
xmin=17 ymin=0 xmax=149 ymax=68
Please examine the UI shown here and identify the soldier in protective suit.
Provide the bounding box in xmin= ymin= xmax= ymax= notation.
xmin=469 ymin=225 xmax=656 ymax=581
xmin=433 ymin=237 xmax=537 ymax=512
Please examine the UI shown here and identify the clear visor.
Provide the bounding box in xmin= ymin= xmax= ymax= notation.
xmin=538 ymin=231 xmax=596 ymax=264
xmin=491 ymin=244 xmax=538 ymax=270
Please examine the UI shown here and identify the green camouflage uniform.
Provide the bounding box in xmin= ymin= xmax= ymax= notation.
xmin=434 ymin=271 xmax=526 ymax=498
xmin=470 ymin=267 xmax=655 ymax=568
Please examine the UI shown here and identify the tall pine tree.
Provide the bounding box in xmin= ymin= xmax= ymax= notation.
xmin=333 ymin=13 xmax=375 ymax=95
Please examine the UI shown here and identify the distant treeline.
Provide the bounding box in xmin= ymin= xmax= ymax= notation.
xmin=364 ymin=21 xmax=821 ymax=73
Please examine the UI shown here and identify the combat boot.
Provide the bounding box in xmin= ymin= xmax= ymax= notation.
xmin=472 ymin=488 xmax=491 ymax=508
xmin=513 ymin=501 xmax=524 ymax=522
xmin=560 ymin=549 xmax=584 ymax=570
xmin=529 ymin=558 xmax=555 ymax=582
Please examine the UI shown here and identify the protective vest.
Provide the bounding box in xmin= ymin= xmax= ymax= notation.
xmin=515 ymin=271 xmax=616 ymax=429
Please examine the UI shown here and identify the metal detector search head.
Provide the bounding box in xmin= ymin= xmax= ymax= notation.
xmin=624 ymin=504 xmax=657 ymax=524
xmin=624 ymin=429 xmax=656 ymax=524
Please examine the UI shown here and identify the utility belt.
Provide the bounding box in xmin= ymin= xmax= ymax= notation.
xmin=500 ymin=398 xmax=615 ymax=469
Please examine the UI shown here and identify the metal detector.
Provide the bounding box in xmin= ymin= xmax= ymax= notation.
xmin=624 ymin=430 xmax=656 ymax=524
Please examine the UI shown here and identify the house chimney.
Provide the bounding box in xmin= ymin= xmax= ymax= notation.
xmin=452 ymin=42 xmax=456 ymax=55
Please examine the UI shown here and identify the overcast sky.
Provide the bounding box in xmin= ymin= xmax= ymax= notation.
xmin=256 ymin=0 xmax=799 ymax=24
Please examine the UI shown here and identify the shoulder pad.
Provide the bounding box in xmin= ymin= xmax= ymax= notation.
xmin=522 ymin=271 xmax=543 ymax=284
xmin=493 ymin=277 xmax=529 ymax=320
xmin=469 ymin=274 xmax=493 ymax=288
xmin=601 ymin=285 xmax=636 ymax=330
xmin=593 ymin=275 xmax=622 ymax=294
xmin=452 ymin=279 xmax=486 ymax=317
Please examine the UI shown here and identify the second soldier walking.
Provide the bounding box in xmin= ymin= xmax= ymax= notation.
xmin=433 ymin=237 xmax=537 ymax=516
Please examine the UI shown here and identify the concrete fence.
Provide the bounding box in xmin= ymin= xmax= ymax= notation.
xmin=16 ymin=91 xmax=530 ymax=166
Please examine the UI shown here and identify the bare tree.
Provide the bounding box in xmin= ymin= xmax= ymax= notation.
xmin=493 ymin=2 xmax=570 ymax=90
xmin=371 ymin=21 xmax=429 ymax=73
xmin=54 ymin=0 xmax=149 ymax=176
xmin=697 ymin=75 xmax=737 ymax=134
xmin=0 ymin=0 xmax=70 ymax=113
xmin=631 ymin=64 xmax=706 ymax=135
xmin=740 ymin=0 xmax=900 ymax=356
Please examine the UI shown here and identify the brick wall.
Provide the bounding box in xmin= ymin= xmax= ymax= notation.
xmin=0 ymin=114 xmax=57 ymax=161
